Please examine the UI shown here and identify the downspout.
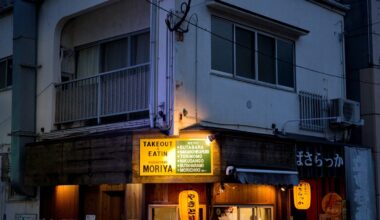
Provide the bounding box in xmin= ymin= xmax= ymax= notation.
xmin=166 ymin=26 xmax=174 ymax=134
xmin=192 ymin=14 xmax=198 ymax=123
xmin=10 ymin=0 xmax=38 ymax=196
xmin=149 ymin=0 xmax=158 ymax=128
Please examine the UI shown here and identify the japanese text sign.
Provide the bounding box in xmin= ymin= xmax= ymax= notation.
xmin=296 ymin=145 xmax=344 ymax=178
xmin=293 ymin=181 xmax=311 ymax=210
xmin=179 ymin=190 xmax=199 ymax=220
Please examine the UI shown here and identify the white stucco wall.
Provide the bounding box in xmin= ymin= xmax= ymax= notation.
xmin=0 ymin=14 xmax=13 ymax=145
xmin=0 ymin=90 xmax=11 ymax=145
xmin=0 ymin=14 xmax=12 ymax=58
xmin=36 ymin=0 xmax=149 ymax=133
xmin=172 ymin=0 xmax=346 ymax=137
xmin=0 ymin=13 xmax=13 ymax=149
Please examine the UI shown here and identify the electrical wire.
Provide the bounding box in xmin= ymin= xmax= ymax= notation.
xmin=145 ymin=0 xmax=380 ymax=86
xmin=0 ymin=116 xmax=11 ymax=127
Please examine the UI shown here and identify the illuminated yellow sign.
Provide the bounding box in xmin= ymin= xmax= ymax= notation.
xmin=293 ymin=181 xmax=311 ymax=210
xmin=179 ymin=190 xmax=199 ymax=220
xmin=140 ymin=138 xmax=213 ymax=176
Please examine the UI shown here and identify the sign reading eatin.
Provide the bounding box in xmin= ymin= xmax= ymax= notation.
xmin=140 ymin=138 xmax=213 ymax=176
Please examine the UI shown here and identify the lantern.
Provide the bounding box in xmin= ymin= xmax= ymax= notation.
xmin=179 ymin=190 xmax=199 ymax=220
xmin=293 ymin=181 xmax=311 ymax=210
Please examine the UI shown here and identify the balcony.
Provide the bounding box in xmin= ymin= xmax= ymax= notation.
xmin=55 ymin=63 xmax=149 ymax=126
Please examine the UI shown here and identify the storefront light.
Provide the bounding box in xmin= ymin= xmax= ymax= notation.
xmin=205 ymin=134 xmax=216 ymax=146
xmin=167 ymin=148 xmax=176 ymax=167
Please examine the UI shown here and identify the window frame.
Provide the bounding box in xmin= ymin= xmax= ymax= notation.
xmin=211 ymin=16 xmax=296 ymax=92
xmin=74 ymin=29 xmax=149 ymax=80
xmin=148 ymin=204 xmax=207 ymax=220
xmin=212 ymin=205 xmax=274 ymax=220
xmin=0 ymin=56 xmax=12 ymax=91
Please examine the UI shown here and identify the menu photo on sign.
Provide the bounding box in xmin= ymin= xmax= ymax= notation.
xmin=140 ymin=138 xmax=213 ymax=176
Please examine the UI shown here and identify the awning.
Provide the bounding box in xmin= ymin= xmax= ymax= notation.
xmin=227 ymin=166 xmax=299 ymax=185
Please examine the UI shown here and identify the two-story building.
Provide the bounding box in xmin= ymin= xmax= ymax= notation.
xmin=0 ymin=0 xmax=375 ymax=219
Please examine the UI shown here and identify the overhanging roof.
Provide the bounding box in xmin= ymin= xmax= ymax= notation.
xmin=208 ymin=0 xmax=309 ymax=39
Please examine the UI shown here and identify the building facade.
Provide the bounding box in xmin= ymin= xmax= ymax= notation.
xmin=0 ymin=0 xmax=375 ymax=219
xmin=343 ymin=0 xmax=380 ymax=219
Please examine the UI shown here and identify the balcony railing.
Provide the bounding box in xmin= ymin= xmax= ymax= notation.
xmin=55 ymin=63 xmax=149 ymax=125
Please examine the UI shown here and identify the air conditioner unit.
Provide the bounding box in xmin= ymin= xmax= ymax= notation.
xmin=329 ymin=98 xmax=363 ymax=127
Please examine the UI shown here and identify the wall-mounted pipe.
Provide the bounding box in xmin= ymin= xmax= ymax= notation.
xmin=11 ymin=0 xmax=38 ymax=196
xmin=149 ymin=0 xmax=158 ymax=128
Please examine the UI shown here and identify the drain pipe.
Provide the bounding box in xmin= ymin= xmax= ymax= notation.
xmin=149 ymin=0 xmax=159 ymax=128
xmin=10 ymin=0 xmax=38 ymax=196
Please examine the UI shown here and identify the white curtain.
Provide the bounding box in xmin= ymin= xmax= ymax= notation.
xmin=77 ymin=45 xmax=100 ymax=79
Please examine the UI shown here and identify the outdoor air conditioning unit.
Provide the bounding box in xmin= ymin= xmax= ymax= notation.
xmin=329 ymin=98 xmax=363 ymax=127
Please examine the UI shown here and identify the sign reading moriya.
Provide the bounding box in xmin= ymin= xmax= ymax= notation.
xmin=140 ymin=138 xmax=212 ymax=176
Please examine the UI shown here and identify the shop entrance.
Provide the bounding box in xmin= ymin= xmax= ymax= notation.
xmin=148 ymin=205 xmax=207 ymax=220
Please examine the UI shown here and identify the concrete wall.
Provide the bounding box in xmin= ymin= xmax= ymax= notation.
xmin=0 ymin=14 xmax=12 ymax=58
xmin=36 ymin=0 xmax=149 ymax=133
xmin=371 ymin=0 xmax=380 ymax=67
xmin=360 ymin=67 xmax=380 ymax=217
xmin=0 ymin=11 xmax=40 ymax=220
xmin=0 ymin=13 xmax=13 ymax=220
xmin=0 ymin=14 xmax=13 ymax=145
xmin=172 ymin=0 xmax=346 ymax=137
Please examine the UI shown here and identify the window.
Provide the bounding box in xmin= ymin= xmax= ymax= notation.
xmin=299 ymin=91 xmax=328 ymax=132
xmin=75 ymin=31 xmax=149 ymax=79
xmin=211 ymin=17 xmax=233 ymax=74
xmin=148 ymin=205 xmax=207 ymax=220
xmin=0 ymin=57 xmax=12 ymax=90
xmin=212 ymin=205 xmax=273 ymax=220
xmin=211 ymin=16 xmax=295 ymax=89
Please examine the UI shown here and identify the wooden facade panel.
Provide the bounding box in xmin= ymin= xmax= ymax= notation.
xmin=25 ymin=133 xmax=132 ymax=185
xmin=221 ymin=136 xmax=296 ymax=170
xmin=126 ymin=184 xmax=144 ymax=220
xmin=25 ymin=143 xmax=62 ymax=174
xmin=213 ymin=183 xmax=276 ymax=205
xmin=145 ymin=183 xmax=207 ymax=204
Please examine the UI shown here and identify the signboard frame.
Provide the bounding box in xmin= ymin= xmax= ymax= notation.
xmin=140 ymin=138 xmax=213 ymax=176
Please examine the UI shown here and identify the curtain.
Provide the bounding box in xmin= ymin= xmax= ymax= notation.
xmin=77 ymin=45 xmax=100 ymax=79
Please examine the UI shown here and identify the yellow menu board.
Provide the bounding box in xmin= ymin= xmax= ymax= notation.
xmin=140 ymin=138 xmax=213 ymax=176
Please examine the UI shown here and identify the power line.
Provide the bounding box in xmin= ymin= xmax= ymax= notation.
xmin=146 ymin=0 xmax=380 ymax=86
xmin=345 ymin=20 xmax=380 ymax=34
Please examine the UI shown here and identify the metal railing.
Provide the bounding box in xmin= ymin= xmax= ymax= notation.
xmin=55 ymin=63 xmax=149 ymax=124
xmin=299 ymin=91 xmax=328 ymax=132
